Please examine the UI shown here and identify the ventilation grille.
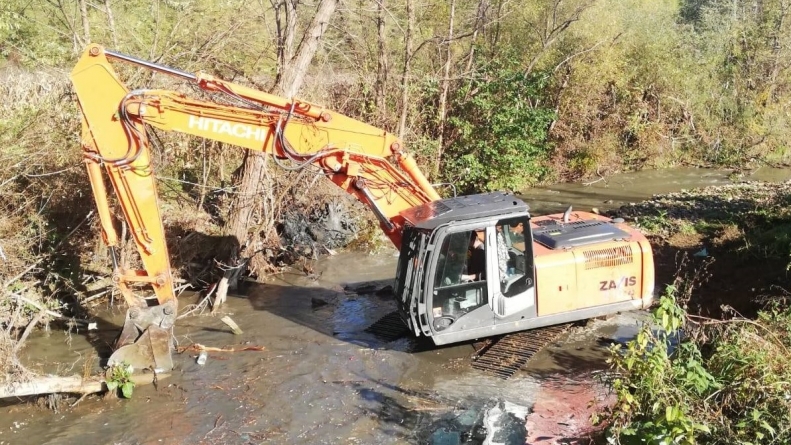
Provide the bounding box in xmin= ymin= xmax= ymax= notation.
xmin=583 ymin=246 xmax=634 ymax=269
xmin=534 ymin=219 xmax=592 ymax=227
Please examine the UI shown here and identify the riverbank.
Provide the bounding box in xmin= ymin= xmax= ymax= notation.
xmin=516 ymin=178 xmax=791 ymax=444
xmin=598 ymin=179 xmax=791 ymax=444
xmin=612 ymin=179 xmax=791 ymax=317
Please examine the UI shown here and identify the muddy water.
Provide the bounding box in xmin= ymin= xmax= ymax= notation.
xmin=2 ymin=167 xmax=788 ymax=445
xmin=0 ymin=251 xmax=640 ymax=445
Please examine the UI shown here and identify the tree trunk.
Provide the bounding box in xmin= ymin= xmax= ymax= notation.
xmin=465 ymin=0 xmax=488 ymax=74
xmin=78 ymin=0 xmax=91 ymax=45
xmin=491 ymin=0 xmax=505 ymax=55
xmin=104 ymin=0 xmax=118 ymax=48
xmin=279 ymin=0 xmax=338 ymax=97
xmin=220 ymin=0 xmax=339 ymax=298
xmin=375 ymin=0 xmax=388 ymax=123
xmin=397 ymin=0 xmax=414 ymax=140
xmin=272 ymin=0 xmax=298 ymax=85
xmin=434 ymin=0 xmax=457 ymax=179
xmin=0 ymin=373 xmax=166 ymax=399
xmin=285 ymin=0 xmax=298 ymax=61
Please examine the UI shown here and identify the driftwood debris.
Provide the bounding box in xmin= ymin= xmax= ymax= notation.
xmin=220 ymin=316 xmax=243 ymax=335
xmin=0 ymin=373 xmax=167 ymax=399
xmin=178 ymin=343 xmax=265 ymax=353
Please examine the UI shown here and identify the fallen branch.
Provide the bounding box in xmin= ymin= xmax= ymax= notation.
xmin=177 ymin=343 xmax=265 ymax=353
xmin=687 ymin=314 xmax=789 ymax=354
xmin=220 ymin=316 xmax=243 ymax=335
xmin=10 ymin=293 xmax=65 ymax=319
xmin=583 ymin=168 xmax=607 ymax=187
xmin=177 ymin=284 xmax=217 ymax=320
xmin=0 ymin=372 xmax=168 ymax=399
xmin=14 ymin=310 xmax=46 ymax=353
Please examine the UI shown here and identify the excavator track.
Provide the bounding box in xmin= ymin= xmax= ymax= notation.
xmin=365 ymin=313 xmax=572 ymax=379
xmin=470 ymin=324 xmax=572 ymax=379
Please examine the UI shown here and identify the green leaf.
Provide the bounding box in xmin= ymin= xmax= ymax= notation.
xmin=106 ymin=380 xmax=118 ymax=392
xmin=666 ymin=405 xmax=676 ymax=422
xmin=695 ymin=423 xmax=711 ymax=433
xmin=121 ymin=382 xmax=134 ymax=399
xmin=760 ymin=420 xmax=776 ymax=435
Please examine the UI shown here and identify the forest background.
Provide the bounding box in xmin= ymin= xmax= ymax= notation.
xmin=1 ymin=0 xmax=790 ymax=338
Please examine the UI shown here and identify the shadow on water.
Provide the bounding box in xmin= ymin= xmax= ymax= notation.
xmin=239 ymin=279 xmax=396 ymax=345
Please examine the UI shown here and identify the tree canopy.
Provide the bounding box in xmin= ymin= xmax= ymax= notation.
xmin=2 ymin=0 xmax=789 ymax=189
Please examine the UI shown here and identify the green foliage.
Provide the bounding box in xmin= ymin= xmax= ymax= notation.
xmin=634 ymin=210 xmax=674 ymax=235
xmin=606 ymin=288 xmax=715 ymax=445
xmin=442 ymin=57 xmax=555 ymax=193
xmin=603 ymin=285 xmax=791 ymax=444
xmin=106 ymin=362 xmax=135 ymax=399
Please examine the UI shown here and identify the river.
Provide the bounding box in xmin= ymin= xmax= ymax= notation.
xmin=1 ymin=167 xmax=788 ymax=445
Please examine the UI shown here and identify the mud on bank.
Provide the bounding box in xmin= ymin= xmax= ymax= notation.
xmin=610 ymin=179 xmax=791 ymax=316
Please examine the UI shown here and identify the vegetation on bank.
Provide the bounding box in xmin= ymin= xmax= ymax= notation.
xmin=600 ymin=181 xmax=791 ymax=444
xmin=605 ymin=287 xmax=791 ymax=444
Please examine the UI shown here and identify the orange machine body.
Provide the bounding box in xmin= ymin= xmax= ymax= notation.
xmin=531 ymin=212 xmax=655 ymax=316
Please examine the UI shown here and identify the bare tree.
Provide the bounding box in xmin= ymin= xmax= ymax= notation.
xmin=271 ymin=0 xmax=298 ymax=85
xmin=279 ymin=0 xmax=338 ymax=97
xmin=78 ymin=0 xmax=90 ymax=45
xmin=220 ymin=0 xmax=339 ymax=298
xmin=524 ymin=0 xmax=595 ymax=75
xmin=464 ymin=0 xmax=489 ymax=74
xmin=104 ymin=0 xmax=118 ymax=48
xmin=434 ymin=0 xmax=457 ymax=178
xmin=397 ymin=0 xmax=414 ymax=139
xmin=375 ymin=0 xmax=389 ymax=122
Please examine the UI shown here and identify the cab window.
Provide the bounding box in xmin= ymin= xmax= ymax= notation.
xmin=433 ymin=232 xmax=470 ymax=288
xmin=496 ymin=217 xmax=532 ymax=297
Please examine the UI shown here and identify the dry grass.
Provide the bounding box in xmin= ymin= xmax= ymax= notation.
xmin=0 ymin=67 xmax=69 ymax=114
xmin=0 ymin=328 xmax=32 ymax=384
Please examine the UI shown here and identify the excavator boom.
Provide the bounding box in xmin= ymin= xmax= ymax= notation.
xmin=71 ymin=44 xmax=440 ymax=371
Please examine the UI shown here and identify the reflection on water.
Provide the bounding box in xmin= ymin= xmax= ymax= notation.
xmin=520 ymin=167 xmax=791 ymax=215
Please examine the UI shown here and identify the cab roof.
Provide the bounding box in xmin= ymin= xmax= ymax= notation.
xmin=400 ymin=192 xmax=530 ymax=230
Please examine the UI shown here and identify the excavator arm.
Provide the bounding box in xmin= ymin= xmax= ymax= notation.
xmin=71 ymin=44 xmax=440 ymax=371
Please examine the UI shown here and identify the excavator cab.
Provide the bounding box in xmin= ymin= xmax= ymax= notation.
xmin=395 ymin=191 xmax=654 ymax=345
xmin=395 ymin=192 xmax=539 ymax=345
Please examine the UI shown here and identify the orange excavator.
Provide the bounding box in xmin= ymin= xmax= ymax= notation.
xmin=71 ymin=44 xmax=655 ymax=373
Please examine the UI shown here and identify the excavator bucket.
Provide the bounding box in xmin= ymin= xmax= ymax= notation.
xmin=107 ymin=300 xmax=177 ymax=373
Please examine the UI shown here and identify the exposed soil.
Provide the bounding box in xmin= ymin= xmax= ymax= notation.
xmin=610 ymin=180 xmax=791 ymax=318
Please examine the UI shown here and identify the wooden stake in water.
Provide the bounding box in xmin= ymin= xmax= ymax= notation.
xmin=220 ymin=316 xmax=243 ymax=335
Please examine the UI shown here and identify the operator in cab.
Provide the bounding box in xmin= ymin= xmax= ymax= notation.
xmin=462 ymin=230 xmax=486 ymax=282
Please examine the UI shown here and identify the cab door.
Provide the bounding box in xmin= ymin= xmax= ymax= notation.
xmin=423 ymin=226 xmax=496 ymax=336
xmin=489 ymin=216 xmax=537 ymax=321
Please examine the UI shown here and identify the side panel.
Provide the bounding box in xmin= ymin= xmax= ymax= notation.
xmin=534 ymin=242 xmax=646 ymax=317
xmin=573 ymin=243 xmax=644 ymax=309
xmin=533 ymin=249 xmax=579 ymax=316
